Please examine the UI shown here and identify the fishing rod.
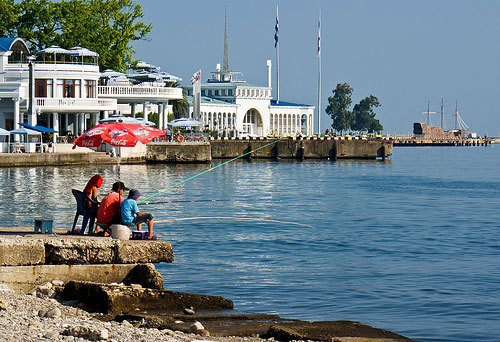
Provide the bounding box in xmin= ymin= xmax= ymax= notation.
xmin=141 ymin=199 xmax=229 ymax=205
xmin=154 ymin=216 xmax=315 ymax=229
xmin=137 ymin=138 xmax=286 ymax=204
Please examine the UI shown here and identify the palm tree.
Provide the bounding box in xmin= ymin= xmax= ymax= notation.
xmin=171 ymin=93 xmax=189 ymax=119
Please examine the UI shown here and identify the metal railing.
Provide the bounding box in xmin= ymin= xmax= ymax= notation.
xmin=35 ymin=97 xmax=117 ymax=111
xmin=98 ymin=85 xmax=183 ymax=99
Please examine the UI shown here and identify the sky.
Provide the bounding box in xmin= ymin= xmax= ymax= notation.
xmin=133 ymin=0 xmax=500 ymax=136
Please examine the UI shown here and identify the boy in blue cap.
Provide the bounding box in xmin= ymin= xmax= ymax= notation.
xmin=121 ymin=189 xmax=157 ymax=240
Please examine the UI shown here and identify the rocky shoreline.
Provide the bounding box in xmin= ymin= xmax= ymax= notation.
xmin=0 ymin=283 xmax=267 ymax=342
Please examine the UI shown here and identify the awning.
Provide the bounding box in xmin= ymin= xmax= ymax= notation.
xmin=0 ymin=128 xmax=9 ymax=136
xmin=19 ymin=122 xmax=58 ymax=133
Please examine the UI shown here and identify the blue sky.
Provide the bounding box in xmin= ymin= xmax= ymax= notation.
xmin=133 ymin=0 xmax=500 ymax=136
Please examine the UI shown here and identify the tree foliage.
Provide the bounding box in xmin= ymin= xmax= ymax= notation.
xmin=0 ymin=0 xmax=17 ymax=36
xmin=171 ymin=93 xmax=189 ymax=119
xmin=325 ymin=83 xmax=353 ymax=134
xmin=3 ymin=0 xmax=152 ymax=71
xmin=326 ymin=83 xmax=383 ymax=133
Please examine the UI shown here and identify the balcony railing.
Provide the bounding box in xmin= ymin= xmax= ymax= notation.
xmin=98 ymin=85 xmax=183 ymax=101
xmin=35 ymin=97 xmax=117 ymax=112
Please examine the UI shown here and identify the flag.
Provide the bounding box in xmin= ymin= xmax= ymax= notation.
xmin=317 ymin=14 xmax=321 ymax=57
xmin=274 ymin=5 xmax=279 ymax=48
xmin=191 ymin=69 xmax=201 ymax=84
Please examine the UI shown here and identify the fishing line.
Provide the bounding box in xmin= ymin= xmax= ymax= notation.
xmin=154 ymin=216 xmax=315 ymax=229
xmin=141 ymin=199 xmax=229 ymax=205
xmin=137 ymin=138 xmax=286 ymax=204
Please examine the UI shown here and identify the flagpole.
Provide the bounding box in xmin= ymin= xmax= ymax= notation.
xmin=275 ymin=5 xmax=280 ymax=104
xmin=317 ymin=11 xmax=321 ymax=136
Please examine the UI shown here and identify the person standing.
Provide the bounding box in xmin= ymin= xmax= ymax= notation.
xmin=120 ymin=189 xmax=157 ymax=240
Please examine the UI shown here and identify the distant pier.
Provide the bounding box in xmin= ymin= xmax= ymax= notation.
xmin=392 ymin=136 xmax=493 ymax=147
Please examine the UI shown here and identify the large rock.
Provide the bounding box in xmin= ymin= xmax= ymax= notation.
xmin=62 ymin=281 xmax=233 ymax=314
xmin=0 ymin=238 xmax=45 ymax=266
xmin=265 ymin=321 xmax=412 ymax=341
xmin=122 ymin=263 xmax=164 ymax=290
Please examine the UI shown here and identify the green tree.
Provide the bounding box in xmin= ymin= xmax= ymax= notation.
xmin=9 ymin=0 xmax=151 ymax=71
xmin=171 ymin=93 xmax=189 ymax=119
xmin=352 ymin=95 xmax=382 ymax=132
xmin=0 ymin=0 xmax=17 ymax=36
xmin=326 ymin=83 xmax=353 ymax=134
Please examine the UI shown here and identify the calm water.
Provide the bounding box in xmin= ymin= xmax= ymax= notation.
xmin=1 ymin=146 xmax=499 ymax=341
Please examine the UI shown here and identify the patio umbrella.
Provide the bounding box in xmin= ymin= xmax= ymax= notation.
xmin=168 ymin=118 xmax=204 ymax=128
xmin=72 ymin=122 xmax=165 ymax=148
xmin=72 ymin=122 xmax=165 ymax=179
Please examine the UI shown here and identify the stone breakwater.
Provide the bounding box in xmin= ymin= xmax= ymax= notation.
xmin=0 ymin=285 xmax=265 ymax=342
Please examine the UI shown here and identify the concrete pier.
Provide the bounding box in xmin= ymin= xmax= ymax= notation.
xmin=148 ymin=137 xmax=393 ymax=163
xmin=0 ymin=232 xmax=173 ymax=291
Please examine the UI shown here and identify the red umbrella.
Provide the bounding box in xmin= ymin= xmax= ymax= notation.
xmin=72 ymin=122 xmax=165 ymax=149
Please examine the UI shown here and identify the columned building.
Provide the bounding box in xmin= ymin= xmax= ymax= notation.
xmin=184 ymin=62 xmax=315 ymax=137
xmin=0 ymin=38 xmax=183 ymax=138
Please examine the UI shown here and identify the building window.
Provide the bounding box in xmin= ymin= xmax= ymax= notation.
xmin=63 ymin=80 xmax=75 ymax=98
xmin=208 ymin=89 xmax=212 ymax=96
xmin=221 ymin=89 xmax=226 ymax=96
xmin=201 ymin=90 xmax=206 ymax=96
xmin=85 ymin=80 xmax=96 ymax=98
xmin=228 ymin=89 xmax=233 ymax=96
xmin=35 ymin=79 xmax=47 ymax=97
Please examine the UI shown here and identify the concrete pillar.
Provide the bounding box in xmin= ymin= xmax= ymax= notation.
xmin=64 ymin=114 xmax=68 ymax=134
xmin=13 ymin=98 xmax=20 ymax=142
xmin=93 ymin=113 xmax=99 ymax=126
xmin=143 ymin=102 xmax=148 ymax=121
xmin=158 ymin=104 xmax=163 ymax=129
xmin=103 ymin=110 xmax=109 ymax=119
xmin=79 ymin=113 xmax=86 ymax=135
xmin=163 ymin=101 xmax=168 ymax=129
xmin=52 ymin=113 xmax=59 ymax=143
xmin=131 ymin=103 xmax=136 ymax=118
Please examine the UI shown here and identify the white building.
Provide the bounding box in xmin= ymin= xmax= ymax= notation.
xmin=182 ymin=11 xmax=315 ymax=137
xmin=184 ymin=62 xmax=315 ymax=137
xmin=0 ymin=37 xmax=182 ymax=143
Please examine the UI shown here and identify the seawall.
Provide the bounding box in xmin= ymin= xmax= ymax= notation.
xmin=148 ymin=138 xmax=393 ymax=163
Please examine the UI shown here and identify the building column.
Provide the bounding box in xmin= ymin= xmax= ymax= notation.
xmin=163 ymin=100 xmax=168 ymax=129
xmin=79 ymin=113 xmax=85 ymax=135
xmin=63 ymin=114 xmax=68 ymax=134
xmin=103 ymin=110 xmax=109 ymax=119
xmin=92 ymin=113 xmax=99 ymax=126
xmin=131 ymin=103 xmax=136 ymax=118
xmin=52 ymin=113 xmax=59 ymax=143
xmin=157 ymin=104 xmax=162 ymax=129
xmin=143 ymin=102 xmax=148 ymax=121
xmin=13 ymin=98 xmax=20 ymax=142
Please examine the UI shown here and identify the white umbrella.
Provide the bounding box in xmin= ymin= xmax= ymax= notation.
xmin=69 ymin=46 xmax=99 ymax=57
xmin=39 ymin=45 xmax=70 ymax=54
xmin=168 ymin=118 xmax=204 ymax=128
xmin=101 ymin=69 xmax=126 ymax=78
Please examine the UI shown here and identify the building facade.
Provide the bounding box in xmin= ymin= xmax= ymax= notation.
xmin=184 ymin=63 xmax=315 ymax=137
xmin=0 ymin=38 xmax=182 ymax=142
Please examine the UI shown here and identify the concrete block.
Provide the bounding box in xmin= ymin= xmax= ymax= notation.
xmin=44 ymin=238 xmax=117 ymax=264
xmin=0 ymin=238 xmax=45 ymax=266
xmin=62 ymin=281 xmax=233 ymax=314
xmin=116 ymin=240 xmax=174 ymax=264
xmin=0 ymin=264 xmax=137 ymax=292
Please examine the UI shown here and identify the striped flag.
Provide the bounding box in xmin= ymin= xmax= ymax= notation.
xmin=191 ymin=69 xmax=201 ymax=84
xmin=274 ymin=5 xmax=279 ymax=48
xmin=317 ymin=14 xmax=321 ymax=57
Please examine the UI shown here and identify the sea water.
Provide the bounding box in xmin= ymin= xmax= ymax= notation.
xmin=0 ymin=146 xmax=499 ymax=341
